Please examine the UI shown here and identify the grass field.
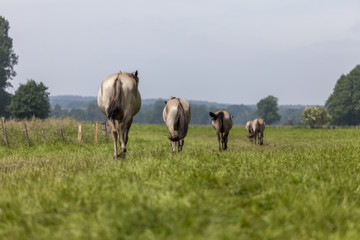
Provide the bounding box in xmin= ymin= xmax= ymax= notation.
xmin=1 ymin=119 xmax=360 ymax=239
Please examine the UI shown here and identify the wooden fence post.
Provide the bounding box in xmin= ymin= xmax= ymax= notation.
xmin=78 ymin=124 xmax=82 ymax=143
xmin=1 ymin=117 xmax=9 ymax=147
xmin=59 ymin=129 xmax=65 ymax=141
xmin=94 ymin=122 xmax=98 ymax=144
xmin=41 ymin=129 xmax=47 ymax=143
xmin=22 ymin=122 xmax=30 ymax=147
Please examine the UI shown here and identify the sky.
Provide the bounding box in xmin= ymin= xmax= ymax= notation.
xmin=2 ymin=0 xmax=360 ymax=105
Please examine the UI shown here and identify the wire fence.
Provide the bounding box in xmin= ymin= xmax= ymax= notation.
xmin=0 ymin=117 xmax=112 ymax=148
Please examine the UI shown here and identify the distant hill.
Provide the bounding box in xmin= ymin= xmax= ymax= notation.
xmin=49 ymin=95 xmax=311 ymax=125
xmin=50 ymin=96 xmax=257 ymax=108
xmin=114 ymin=98 xmax=240 ymax=107
xmin=50 ymin=95 xmax=97 ymax=109
xmin=50 ymin=95 xmax=303 ymax=109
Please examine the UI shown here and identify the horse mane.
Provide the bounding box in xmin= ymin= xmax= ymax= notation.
xmin=127 ymin=70 xmax=139 ymax=86
xmin=107 ymin=73 xmax=123 ymax=121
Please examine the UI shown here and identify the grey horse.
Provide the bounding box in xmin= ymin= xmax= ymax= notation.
xmin=163 ymin=97 xmax=191 ymax=153
xmin=97 ymin=71 xmax=141 ymax=158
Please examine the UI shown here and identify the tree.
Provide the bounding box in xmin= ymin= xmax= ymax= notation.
xmin=0 ymin=90 xmax=11 ymax=118
xmin=9 ymin=80 xmax=50 ymax=119
xmin=256 ymin=95 xmax=281 ymax=124
xmin=302 ymin=107 xmax=331 ymax=128
xmin=325 ymin=65 xmax=360 ymax=125
xmin=0 ymin=16 xmax=18 ymax=116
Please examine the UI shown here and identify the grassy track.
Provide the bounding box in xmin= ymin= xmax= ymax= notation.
xmin=1 ymin=119 xmax=360 ymax=239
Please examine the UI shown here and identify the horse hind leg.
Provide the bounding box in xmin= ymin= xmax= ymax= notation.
xmin=167 ymin=125 xmax=177 ymax=153
xmin=178 ymin=139 xmax=184 ymax=152
xmin=123 ymin=117 xmax=134 ymax=146
xmin=171 ymin=141 xmax=176 ymax=153
xmin=117 ymin=121 xmax=130 ymax=158
xmin=224 ymin=132 xmax=229 ymax=150
xmin=217 ymin=132 xmax=221 ymax=152
xmin=117 ymin=114 xmax=135 ymax=158
xmin=221 ymin=132 xmax=226 ymax=151
xmin=108 ymin=119 xmax=118 ymax=158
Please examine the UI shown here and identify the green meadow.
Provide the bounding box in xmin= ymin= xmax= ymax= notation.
xmin=1 ymin=119 xmax=360 ymax=239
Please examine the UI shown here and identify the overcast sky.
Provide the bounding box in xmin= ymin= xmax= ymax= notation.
xmin=3 ymin=0 xmax=360 ymax=105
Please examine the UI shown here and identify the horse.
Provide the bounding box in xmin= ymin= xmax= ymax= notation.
xmin=97 ymin=70 xmax=141 ymax=158
xmin=248 ymin=118 xmax=265 ymax=145
xmin=163 ymin=97 xmax=191 ymax=153
xmin=209 ymin=110 xmax=233 ymax=151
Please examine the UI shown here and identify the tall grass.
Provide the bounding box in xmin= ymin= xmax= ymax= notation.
xmin=1 ymin=121 xmax=360 ymax=239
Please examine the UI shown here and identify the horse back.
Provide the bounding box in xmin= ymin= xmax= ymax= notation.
xmin=163 ymin=98 xmax=191 ymax=125
xmin=97 ymin=72 xmax=141 ymax=119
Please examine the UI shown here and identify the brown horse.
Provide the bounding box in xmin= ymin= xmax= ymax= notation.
xmin=248 ymin=118 xmax=265 ymax=145
xmin=97 ymin=71 xmax=141 ymax=158
xmin=209 ymin=109 xmax=233 ymax=151
xmin=163 ymin=97 xmax=191 ymax=153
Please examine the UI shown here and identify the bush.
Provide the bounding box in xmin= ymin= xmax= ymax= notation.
xmin=302 ymin=107 xmax=331 ymax=128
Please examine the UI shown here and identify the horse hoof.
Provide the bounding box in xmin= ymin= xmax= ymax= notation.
xmin=117 ymin=152 xmax=126 ymax=158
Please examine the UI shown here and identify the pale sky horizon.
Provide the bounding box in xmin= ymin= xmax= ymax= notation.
xmin=3 ymin=0 xmax=360 ymax=105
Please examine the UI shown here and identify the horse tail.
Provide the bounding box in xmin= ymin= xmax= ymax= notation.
xmin=107 ymin=73 xmax=123 ymax=121
xmin=169 ymin=100 xmax=188 ymax=141
xmin=248 ymin=131 xmax=256 ymax=138
xmin=248 ymin=119 xmax=258 ymax=138
xmin=218 ymin=111 xmax=224 ymax=132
